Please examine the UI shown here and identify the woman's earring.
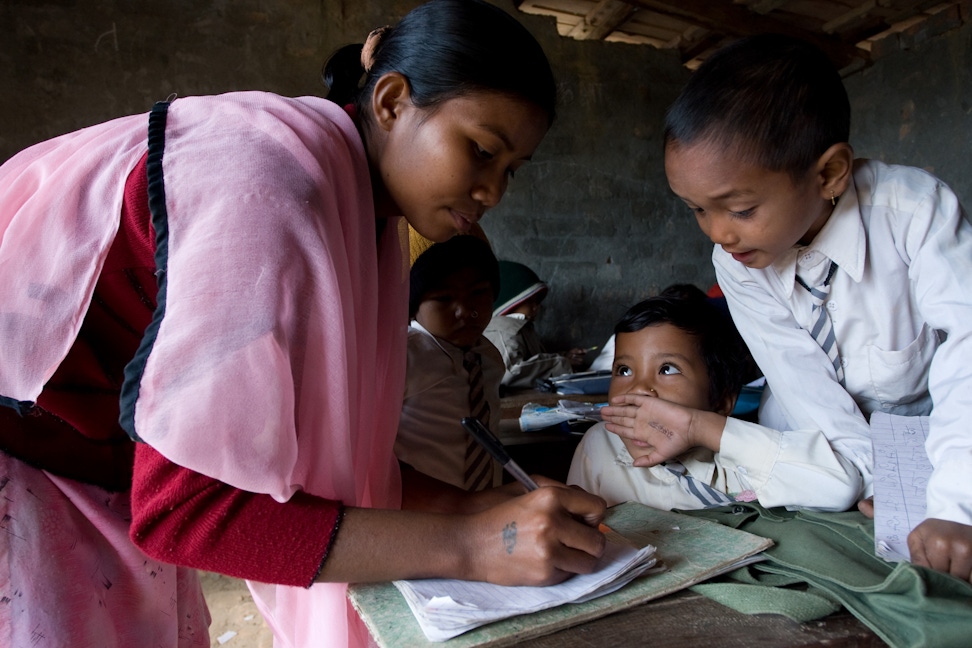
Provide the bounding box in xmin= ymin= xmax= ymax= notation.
xmin=830 ymin=191 xmax=836 ymax=206
xmin=470 ymin=310 xmax=479 ymax=319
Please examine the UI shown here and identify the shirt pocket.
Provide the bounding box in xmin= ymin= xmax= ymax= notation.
xmin=865 ymin=323 xmax=940 ymax=408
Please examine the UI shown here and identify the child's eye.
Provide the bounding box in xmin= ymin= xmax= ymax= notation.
xmin=433 ymin=294 xmax=453 ymax=303
xmin=659 ymin=363 xmax=682 ymax=376
xmin=729 ymin=207 xmax=755 ymax=218
xmin=475 ymin=144 xmax=494 ymax=160
xmin=614 ymin=365 xmax=633 ymax=377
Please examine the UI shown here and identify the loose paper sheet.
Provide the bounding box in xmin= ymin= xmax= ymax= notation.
xmin=393 ymin=540 xmax=659 ymax=642
xmin=869 ymin=412 xmax=932 ymax=562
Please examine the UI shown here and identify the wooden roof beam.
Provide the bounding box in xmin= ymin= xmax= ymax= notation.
xmin=749 ymin=0 xmax=791 ymax=15
xmin=619 ymin=0 xmax=868 ymax=67
xmin=566 ymin=0 xmax=637 ymax=40
xmin=823 ymin=0 xmax=956 ymax=42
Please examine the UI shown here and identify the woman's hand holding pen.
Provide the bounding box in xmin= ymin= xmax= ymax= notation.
xmin=601 ymin=393 xmax=726 ymax=467
xmin=462 ymin=479 xmax=607 ymax=587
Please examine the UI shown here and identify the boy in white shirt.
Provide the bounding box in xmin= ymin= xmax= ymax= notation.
xmin=395 ymin=235 xmax=505 ymax=490
xmin=603 ymin=34 xmax=972 ymax=583
xmin=569 ymin=285 xmax=860 ymax=510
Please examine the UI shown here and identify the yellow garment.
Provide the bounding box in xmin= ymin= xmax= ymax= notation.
xmin=408 ymin=223 xmax=491 ymax=267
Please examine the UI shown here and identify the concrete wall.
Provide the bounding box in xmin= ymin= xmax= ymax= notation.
xmin=845 ymin=13 xmax=972 ymax=203
xmin=2 ymin=1 xmax=970 ymax=355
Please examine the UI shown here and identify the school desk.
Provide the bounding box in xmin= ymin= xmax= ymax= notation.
xmin=518 ymin=588 xmax=885 ymax=647
xmin=350 ymin=499 xmax=890 ymax=648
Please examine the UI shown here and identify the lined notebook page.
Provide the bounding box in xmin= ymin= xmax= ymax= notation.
xmin=393 ymin=540 xmax=659 ymax=642
xmin=870 ymin=412 xmax=932 ymax=562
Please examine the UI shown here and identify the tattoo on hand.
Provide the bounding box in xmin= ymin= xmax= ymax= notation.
xmin=649 ymin=421 xmax=675 ymax=439
xmin=502 ymin=521 xmax=517 ymax=555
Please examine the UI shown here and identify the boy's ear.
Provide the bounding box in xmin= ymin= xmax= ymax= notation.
xmin=816 ymin=142 xmax=854 ymax=201
xmin=371 ymin=72 xmax=412 ymax=133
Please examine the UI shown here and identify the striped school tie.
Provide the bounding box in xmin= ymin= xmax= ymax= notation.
xmin=796 ymin=260 xmax=845 ymax=386
xmin=463 ymin=351 xmax=494 ymax=490
xmin=664 ymin=461 xmax=735 ymax=508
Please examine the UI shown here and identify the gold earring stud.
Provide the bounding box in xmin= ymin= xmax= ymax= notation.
xmin=830 ymin=191 xmax=836 ymax=206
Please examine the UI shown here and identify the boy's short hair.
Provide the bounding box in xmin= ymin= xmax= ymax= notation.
xmin=409 ymin=235 xmax=500 ymax=318
xmin=614 ymin=284 xmax=749 ymax=411
xmin=664 ymin=34 xmax=850 ymax=180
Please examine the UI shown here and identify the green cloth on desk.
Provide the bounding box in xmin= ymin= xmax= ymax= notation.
xmin=680 ymin=503 xmax=972 ymax=648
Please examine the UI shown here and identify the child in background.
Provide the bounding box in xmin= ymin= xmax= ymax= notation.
xmin=569 ymin=285 xmax=860 ymax=509
xmin=484 ymin=261 xmax=586 ymax=390
xmin=396 ymin=236 xmax=504 ymax=490
xmin=604 ymin=34 xmax=972 ymax=583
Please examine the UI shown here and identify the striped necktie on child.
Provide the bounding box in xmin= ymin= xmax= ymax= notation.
xmin=796 ymin=260 xmax=845 ymax=386
xmin=463 ymin=351 xmax=494 ymax=491
xmin=664 ymin=461 xmax=736 ymax=508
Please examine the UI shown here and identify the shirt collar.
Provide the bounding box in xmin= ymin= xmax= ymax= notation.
xmin=773 ymin=169 xmax=867 ymax=297
xmin=409 ymin=319 xmax=464 ymax=366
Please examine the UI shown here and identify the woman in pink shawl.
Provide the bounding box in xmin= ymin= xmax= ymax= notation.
xmin=0 ymin=1 xmax=608 ymax=646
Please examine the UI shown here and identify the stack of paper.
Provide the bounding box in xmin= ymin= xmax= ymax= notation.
xmin=393 ymin=540 xmax=660 ymax=642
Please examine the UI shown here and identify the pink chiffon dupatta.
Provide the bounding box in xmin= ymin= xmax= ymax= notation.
xmin=0 ymin=112 xmax=149 ymax=407
xmin=0 ymin=92 xmax=409 ymax=647
xmin=132 ymin=94 xmax=408 ymax=647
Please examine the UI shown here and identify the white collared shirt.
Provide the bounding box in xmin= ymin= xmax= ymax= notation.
xmin=568 ymin=418 xmax=862 ymax=510
xmin=715 ymin=159 xmax=972 ymax=526
xmin=394 ymin=321 xmax=504 ymax=489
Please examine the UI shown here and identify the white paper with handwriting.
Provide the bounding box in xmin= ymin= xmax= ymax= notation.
xmin=393 ymin=540 xmax=659 ymax=642
xmin=869 ymin=412 xmax=932 ymax=563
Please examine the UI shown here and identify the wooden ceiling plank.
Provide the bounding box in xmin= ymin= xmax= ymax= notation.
xmin=822 ymin=0 xmax=878 ymax=33
xmin=749 ymin=0 xmax=792 ymax=15
xmin=567 ymin=0 xmax=638 ymax=39
xmin=619 ymin=0 xmax=866 ymax=66
xmin=679 ymin=31 xmax=728 ymax=62
xmin=824 ymin=0 xmax=959 ymax=42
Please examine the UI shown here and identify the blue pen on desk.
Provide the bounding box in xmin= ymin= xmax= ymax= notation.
xmin=460 ymin=417 xmax=626 ymax=542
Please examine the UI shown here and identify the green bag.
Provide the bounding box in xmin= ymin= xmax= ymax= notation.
xmin=681 ymin=503 xmax=972 ymax=648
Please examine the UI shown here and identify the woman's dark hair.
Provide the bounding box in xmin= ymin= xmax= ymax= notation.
xmin=664 ymin=34 xmax=850 ymax=180
xmin=614 ymin=284 xmax=749 ymax=411
xmin=322 ymin=0 xmax=556 ymax=127
xmin=409 ymin=235 xmax=500 ymax=319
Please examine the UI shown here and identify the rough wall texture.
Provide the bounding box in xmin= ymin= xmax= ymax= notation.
xmin=845 ymin=9 xmax=972 ymax=203
xmin=2 ymin=1 xmax=970 ymax=354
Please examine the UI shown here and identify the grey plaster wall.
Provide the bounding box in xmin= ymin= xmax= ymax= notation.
xmin=2 ymin=1 xmax=970 ymax=356
xmin=845 ymin=23 xmax=972 ymax=207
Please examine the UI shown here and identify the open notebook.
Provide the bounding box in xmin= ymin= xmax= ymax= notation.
xmin=348 ymin=501 xmax=773 ymax=647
